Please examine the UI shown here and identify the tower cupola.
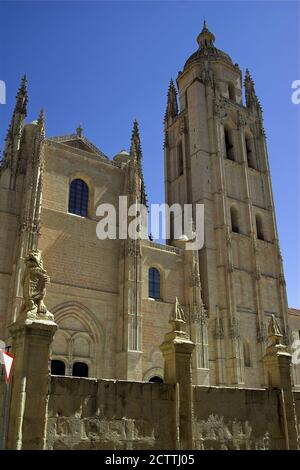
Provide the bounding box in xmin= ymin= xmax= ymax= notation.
xmin=197 ymin=20 xmax=215 ymax=48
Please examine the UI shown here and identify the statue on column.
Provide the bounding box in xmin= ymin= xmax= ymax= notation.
xmin=20 ymin=249 xmax=53 ymax=321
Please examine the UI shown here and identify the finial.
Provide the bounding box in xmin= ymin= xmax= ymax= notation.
xmin=197 ymin=20 xmax=215 ymax=48
xmin=76 ymin=123 xmax=83 ymax=138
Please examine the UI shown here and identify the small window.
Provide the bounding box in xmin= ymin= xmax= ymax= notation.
xmin=72 ymin=362 xmax=89 ymax=378
xmin=69 ymin=179 xmax=89 ymax=217
xmin=245 ymin=135 xmax=256 ymax=169
xmin=224 ymin=127 xmax=234 ymax=160
xmin=149 ymin=376 xmax=163 ymax=383
xmin=51 ymin=360 xmax=65 ymax=376
xmin=149 ymin=267 xmax=161 ymax=299
xmin=243 ymin=342 xmax=251 ymax=367
xmin=177 ymin=141 xmax=184 ymax=176
xmin=230 ymin=206 xmax=239 ymax=233
xmin=228 ymin=82 xmax=235 ymax=101
xmin=255 ymin=214 xmax=264 ymax=240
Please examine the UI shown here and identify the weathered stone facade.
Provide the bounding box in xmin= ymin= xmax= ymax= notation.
xmin=0 ymin=22 xmax=299 ymax=450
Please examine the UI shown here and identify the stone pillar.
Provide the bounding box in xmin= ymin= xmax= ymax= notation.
xmin=160 ymin=298 xmax=195 ymax=449
xmin=6 ymin=249 xmax=57 ymax=450
xmin=263 ymin=315 xmax=299 ymax=450
xmin=7 ymin=319 xmax=57 ymax=450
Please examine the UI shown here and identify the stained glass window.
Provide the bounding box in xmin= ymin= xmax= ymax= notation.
xmin=69 ymin=179 xmax=89 ymax=217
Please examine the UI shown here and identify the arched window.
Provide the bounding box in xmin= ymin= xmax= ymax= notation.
xmin=149 ymin=376 xmax=163 ymax=383
xmin=255 ymin=214 xmax=264 ymax=240
xmin=68 ymin=179 xmax=89 ymax=217
xmin=177 ymin=141 xmax=184 ymax=176
xmin=245 ymin=134 xmax=256 ymax=169
xmin=243 ymin=341 xmax=251 ymax=367
xmin=72 ymin=362 xmax=89 ymax=378
xmin=149 ymin=267 xmax=161 ymax=299
xmin=224 ymin=127 xmax=234 ymax=160
xmin=230 ymin=206 xmax=239 ymax=233
xmin=228 ymin=82 xmax=235 ymax=101
xmin=51 ymin=359 xmax=65 ymax=376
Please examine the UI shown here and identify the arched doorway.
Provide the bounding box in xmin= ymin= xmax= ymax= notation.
xmin=51 ymin=359 xmax=65 ymax=376
xmin=72 ymin=362 xmax=89 ymax=378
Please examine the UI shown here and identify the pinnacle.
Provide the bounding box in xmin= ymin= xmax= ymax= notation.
xmin=15 ymin=74 xmax=28 ymax=116
xmin=129 ymin=119 xmax=148 ymax=207
xmin=132 ymin=119 xmax=140 ymax=139
xmin=38 ymin=108 xmax=46 ymax=138
xmin=38 ymin=108 xmax=45 ymax=125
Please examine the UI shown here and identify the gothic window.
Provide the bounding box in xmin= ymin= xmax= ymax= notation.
xmin=51 ymin=359 xmax=65 ymax=376
xmin=149 ymin=376 xmax=163 ymax=383
xmin=255 ymin=214 xmax=264 ymax=240
xmin=68 ymin=178 xmax=89 ymax=217
xmin=149 ymin=267 xmax=161 ymax=299
xmin=177 ymin=141 xmax=184 ymax=176
xmin=228 ymin=82 xmax=235 ymax=101
xmin=243 ymin=341 xmax=251 ymax=367
xmin=224 ymin=127 xmax=234 ymax=160
xmin=245 ymin=134 xmax=256 ymax=169
xmin=230 ymin=206 xmax=239 ymax=233
xmin=72 ymin=362 xmax=89 ymax=378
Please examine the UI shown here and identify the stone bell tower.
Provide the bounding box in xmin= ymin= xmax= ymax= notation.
xmin=164 ymin=22 xmax=289 ymax=387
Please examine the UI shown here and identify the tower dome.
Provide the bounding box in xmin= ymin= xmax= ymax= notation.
xmin=183 ymin=21 xmax=234 ymax=71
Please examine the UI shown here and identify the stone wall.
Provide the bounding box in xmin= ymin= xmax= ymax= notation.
xmin=193 ymin=386 xmax=285 ymax=450
xmin=45 ymin=379 xmax=299 ymax=450
xmin=46 ymin=376 xmax=176 ymax=450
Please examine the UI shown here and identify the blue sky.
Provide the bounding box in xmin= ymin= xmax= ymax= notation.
xmin=0 ymin=0 xmax=299 ymax=307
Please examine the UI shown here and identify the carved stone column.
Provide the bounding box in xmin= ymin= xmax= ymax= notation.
xmin=160 ymin=298 xmax=195 ymax=449
xmin=6 ymin=249 xmax=57 ymax=450
xmin=263 ymin=315 xmax=299 ymax=450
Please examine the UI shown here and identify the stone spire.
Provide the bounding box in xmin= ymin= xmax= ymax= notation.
xmin=244 ymin=68 xmax=262 ymax=111
xmin=37 ymin=108 xmax=46 ymax=140
xmin=15 ymin=75 xmax=28 ymax=115
xmin=197 ymin=19 xmax=215 ymax=48
xmin=1 ymin=75 xmax=28 ymax=170
xmin=164 ymin=79 xmax=178 ymax=123
xmin=129 ymin=120 xmax=148 ymax=207
xmin=244 ymin=69 xmax=265 ymax=134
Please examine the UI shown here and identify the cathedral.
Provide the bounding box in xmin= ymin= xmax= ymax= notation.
xmin=0 ymin=22 xmax=300 ymax=450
